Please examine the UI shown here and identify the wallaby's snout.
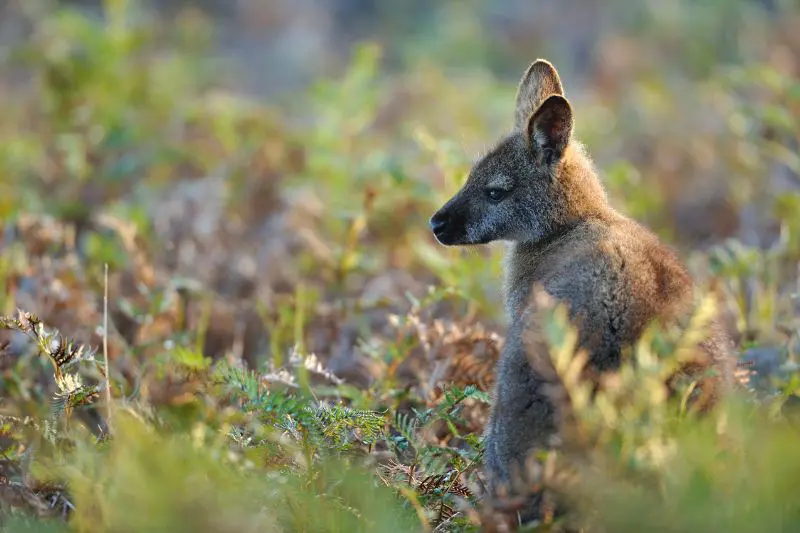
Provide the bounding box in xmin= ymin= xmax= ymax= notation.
xmin=429 ymin=210 xmax=449 ymax=241
xmin=429 ymin=198 xmax=465 ymax=246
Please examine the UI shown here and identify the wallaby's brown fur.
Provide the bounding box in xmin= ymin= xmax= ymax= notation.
xmin=429 ymin=59 xmax=736 ymax=522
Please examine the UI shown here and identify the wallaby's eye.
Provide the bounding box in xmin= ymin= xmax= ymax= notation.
xmin=486 ymin=188 xmax=508 ymax=203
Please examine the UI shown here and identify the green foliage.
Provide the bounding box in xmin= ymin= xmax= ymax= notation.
xmin=0 ymin=310 xmax=106 ymax=432
xmin=34 ymin=410 xmax=418 ymax=533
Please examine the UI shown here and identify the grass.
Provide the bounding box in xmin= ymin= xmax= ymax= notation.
xmin=0 ymin=1 xmax=799 ymax=532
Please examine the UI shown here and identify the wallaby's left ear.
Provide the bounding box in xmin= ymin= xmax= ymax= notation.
xmin=514 ymin=59 xmax=564 ymax=131
xmin=527 ymin=94 xmax=573 ymax=162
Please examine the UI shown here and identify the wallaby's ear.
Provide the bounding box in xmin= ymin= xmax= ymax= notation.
xmin=514 ymin=59 xmax=564 ymax=131
xmin=527 ymin=94 xmax=573 ymax=161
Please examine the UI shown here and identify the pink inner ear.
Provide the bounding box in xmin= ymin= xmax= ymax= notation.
xmin=532 ymin=107 xmax=567 ymax=146
xmin=551 ymin=115 xmax=570 ymax=141
xmin=546 ymin=119 xmax=561 ymax=138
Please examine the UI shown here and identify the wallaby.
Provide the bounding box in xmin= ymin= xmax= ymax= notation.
xmin=429 ymin=59 xmax=736 ymax=521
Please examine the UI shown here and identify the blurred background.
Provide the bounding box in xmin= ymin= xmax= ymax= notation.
xmin=0 ymin=0 xmax=798 ymax=391
xmin=0 ymin=1 xmax=798 ymax=530
xmin=1 ymin=0 xmax=799 ymax=385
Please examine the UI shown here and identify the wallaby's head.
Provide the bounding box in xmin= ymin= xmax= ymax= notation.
xmin=430 ymin=59 xmax=608 ymax=246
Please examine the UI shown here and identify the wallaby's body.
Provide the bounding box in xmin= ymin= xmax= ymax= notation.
xmin=429 ymin=60 xmax=735 ymax=518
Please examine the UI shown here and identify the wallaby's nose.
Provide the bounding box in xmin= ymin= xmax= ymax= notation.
xmin=429 ymin=211 xmax=449 ymax=236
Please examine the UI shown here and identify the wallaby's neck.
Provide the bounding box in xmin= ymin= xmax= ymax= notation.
xmin=501 ymin=143 xmax=620 ymax=319
xmin=502 ymin=228 xmax=576 ymax=320
xmin=501 ymin=214 xmax=616 ymax=319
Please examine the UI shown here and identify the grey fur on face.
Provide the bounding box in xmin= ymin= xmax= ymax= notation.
xmin=430 ymin=129 xmax=570 ymax=246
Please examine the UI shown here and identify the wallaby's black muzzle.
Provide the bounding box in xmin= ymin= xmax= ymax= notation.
xmin=429 ymin=198 xmax=467 ymax=246
xmin=429 ymin=208 xmax=451 ymax=244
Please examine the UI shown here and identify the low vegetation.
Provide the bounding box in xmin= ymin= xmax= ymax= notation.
xmin=0 ymin=1 xmax=799 ymax=531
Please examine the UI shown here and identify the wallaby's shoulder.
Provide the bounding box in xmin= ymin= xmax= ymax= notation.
xmin=538 ymin=213 xmax=694 ymax=313
xmin=507 ymin=210 xmax=695 ymax=348
xmin=608 ymin=216 xmax=694 ymax=301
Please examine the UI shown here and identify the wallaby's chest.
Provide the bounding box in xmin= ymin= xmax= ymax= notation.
xmin=503 ymin=251 xmax=544 ymax=321
xmin=502 ymin=238 xmax=579 ymax=320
